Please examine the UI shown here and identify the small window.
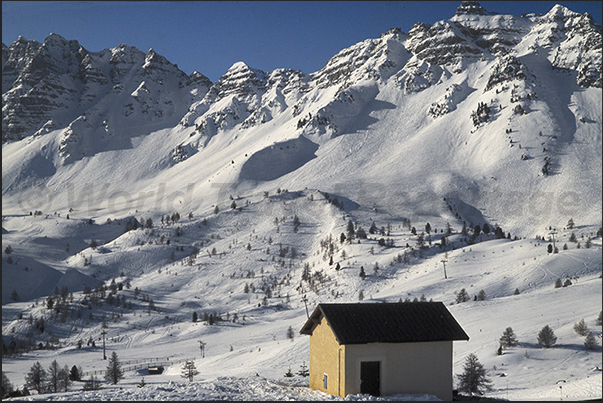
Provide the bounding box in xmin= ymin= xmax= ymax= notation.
xmin=323 ymin=373 xmax=328 ymax=390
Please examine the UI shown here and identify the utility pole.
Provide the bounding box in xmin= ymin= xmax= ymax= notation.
xmin=101 ymin=330 xmax=107 ymax=360
xmin=549 ymin=229 xmax=558 ymax=251
xmin=301 ymin=294 xmax=309 ymax=319
xmin=198 ymin=340 xmax=206 ymax=358
xmin=441 ymin=257 xmax=448 ymax=279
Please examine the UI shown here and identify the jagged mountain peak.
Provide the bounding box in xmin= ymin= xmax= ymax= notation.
xmin=109 ymin=42 xmax=145 ymax=63
xmin=223 ymin=61 xmax=267 ymax=82
xmin=228 ymin=60 xmax=252 ymax=71
xmin=1 ymin=35 xmax=208 ymax=144
xmin=43 ymin=32 xmax=69 ymax=45
xmin=544 ymin=3 xmax=584 ymax=21
xmin=208 ymin=60 xmax=267 ymax=100
xmin=455 ymin=1 xmax=489 ymax=16
xmin=187 ymin=70 xmax=213 ymax=87
xmin=144 ymin=48 xmax=165 ymax=62
xmin=311 ymin=26 xmax=409 ymax=89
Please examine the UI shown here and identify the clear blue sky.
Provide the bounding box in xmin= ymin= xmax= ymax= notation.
xmin=2 ymin=1 xmax=601 ymax=82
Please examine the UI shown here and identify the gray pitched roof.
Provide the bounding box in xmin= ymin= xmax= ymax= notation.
xmin=299 ymin=302 xmax=469 ymax=344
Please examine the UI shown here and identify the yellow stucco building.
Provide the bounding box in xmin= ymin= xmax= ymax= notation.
xmin=299 ymin=302 xmax=469 ymax=400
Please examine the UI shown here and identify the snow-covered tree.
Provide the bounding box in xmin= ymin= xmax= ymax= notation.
xmin=297 ymin=361 xmax=309 ymax=377
xmin=573 ymin=318 xmax=589 ymax=336
xmin=584 ymin=331 xmax=599 ymax=350
xmin=180 ymin=360 xmax=199 ymax=382
xmin=456 ymin=353 xmax=492 ymax=395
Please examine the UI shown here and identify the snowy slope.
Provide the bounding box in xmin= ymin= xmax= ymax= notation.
xmin=2 ymin=1 xmax=602 ymax=401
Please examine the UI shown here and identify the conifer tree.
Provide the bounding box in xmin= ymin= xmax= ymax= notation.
xmin=104 ymin=351 xmax=124 ymax=384
xmin=58 ymin=365 xmax=71 ymax=392
xmin=499 ymin=327 xmax=519 ymax=348
xmin=474 ymin=224 xmax=481 ymax=236
xmin=537 ymin=325 xmax=557 ymax=348
xmin=69 ymin=365 xmax=82 ymax=382
xmin=359 ymin=266 xmax=366 ymax=280
xmin=456 ymin=288 xmax=470 ymax=303
xmin=346 ymin=220 xmax=355 ymax=242
xmin=2 ymin=372 xmax=14 ymax=398
xmin=47 ymin=360 xmax=61 ymax=393
xmin=25 ymin=361 xmax=47 ymax=394
xmin=297 ymin=361 xmax=309 ymax=377
xmin=456 ymin=353 xmax=492 ymax=395
xmin=584 ymin=331 xmax=599 ymax=350
xmin=573 ymin=318 xmax=589 ymax=336
xmin=180 ymin=360 xmax=198 ymax=382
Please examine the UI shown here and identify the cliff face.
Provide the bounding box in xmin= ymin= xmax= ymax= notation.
xmin=3 ymin=3 xmax=600 ymax=150
xmin=2 ymin=33 xmax=211 ymax=154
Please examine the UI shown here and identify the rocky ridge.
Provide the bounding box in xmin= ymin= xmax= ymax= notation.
xmin=2 ymin=2 xmax=601 ymax=159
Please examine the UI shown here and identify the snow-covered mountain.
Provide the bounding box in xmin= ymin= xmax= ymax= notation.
xmin=2 ymin=2 xmax=601 ymax=401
